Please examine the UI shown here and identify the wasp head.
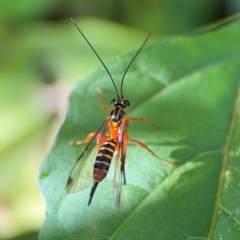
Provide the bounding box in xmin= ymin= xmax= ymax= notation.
xmin=111 ymin=98 xmax=130 ymax=108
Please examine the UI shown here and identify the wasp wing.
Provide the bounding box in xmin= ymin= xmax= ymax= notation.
xmin=112 ymin=151 xmax=122 ymax=207
xmin=112 ymin=117 xmax=128 ymax=207
xmin=66 ymin=120 xmax=108 ymax=193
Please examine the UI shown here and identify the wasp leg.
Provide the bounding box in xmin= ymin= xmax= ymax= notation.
xmin=129 ymin=138 xmax=172 ymax=165
xmin=96 ymin=87 xmax=112 ymax=111
xmin=129 ymin=116 xmax=158 ymax=129
xmin=69 ymin=132 xmax=97 ymax=146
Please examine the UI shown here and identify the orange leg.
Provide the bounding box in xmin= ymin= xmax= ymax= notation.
xmin=129 ymin=116 xmax=158 ymax=129
xmin=129 ymin=138 xmax=172 ymax=165
xmin=70 ymin=131 xmax=108 ymax=152
xmin=96 ymin=88 xmax=112 ymax=111
xmin=69 ymin=132 xmax=97 ymax=146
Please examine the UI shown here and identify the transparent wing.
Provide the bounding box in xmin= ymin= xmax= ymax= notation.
xmin=112 ymin=151 xmax=123 ymax=207
xmin=112 ymin=117 xmax=128 ymax=207
xmin=66 ymin=121 xmax=108 ymax=193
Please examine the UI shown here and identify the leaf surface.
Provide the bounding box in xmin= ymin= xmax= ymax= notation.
xmin=39 ymin=17 xmax=240 ymax=240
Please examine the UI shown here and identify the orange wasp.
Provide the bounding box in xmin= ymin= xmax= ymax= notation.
xmin=66 ymin=19 xmax=171 ymax=207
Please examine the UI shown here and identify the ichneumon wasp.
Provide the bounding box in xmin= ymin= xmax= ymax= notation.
xmin=66 ymin=18 xmax=172 ymax=207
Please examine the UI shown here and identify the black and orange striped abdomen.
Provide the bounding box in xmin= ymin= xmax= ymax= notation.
xmin=88 ymin=139 xmax=117 ymax=206
xmin=93 ymin=139 xmax=117 ymax=182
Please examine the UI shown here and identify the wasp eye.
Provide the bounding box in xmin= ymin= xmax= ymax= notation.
xmin=123 ymin=99 xmax=130 ymax=107
xmin=111 ymin=99 xmax=116 ymax=105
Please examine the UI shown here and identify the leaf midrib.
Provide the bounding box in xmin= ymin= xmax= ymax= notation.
xmin=207 ymin=84 xmax=240 ymax=239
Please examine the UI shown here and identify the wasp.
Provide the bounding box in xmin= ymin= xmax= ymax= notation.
xmin=66 ymin=18 xmax=172 ymax=207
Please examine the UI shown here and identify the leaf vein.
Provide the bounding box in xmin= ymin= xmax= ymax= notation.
xmin=208 ymin=84 xmax=240 ymax=239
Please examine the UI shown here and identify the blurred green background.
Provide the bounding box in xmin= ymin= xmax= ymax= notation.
xmin=0 ymin=0 xmax=239 ymax=239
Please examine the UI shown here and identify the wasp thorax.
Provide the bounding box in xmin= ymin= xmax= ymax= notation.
xmin=111 ymin=99 xmax=130 ymax=108
xmin=110 ymin=107 xmax=125 ymax=123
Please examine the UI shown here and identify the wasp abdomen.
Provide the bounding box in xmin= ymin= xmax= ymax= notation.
xmin=89 ymin=139 xmax=117 ymax=206
xmin=93 ymin=139 xmax=116 ymax=182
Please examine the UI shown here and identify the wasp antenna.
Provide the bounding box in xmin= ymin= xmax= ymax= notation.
xmin=70 ymin=18 xmax=120 ymax=98
xmin=120 ymin=32 xmax=152 ymax=98
xmin=88 ymin=182 xmax=99 ymax=206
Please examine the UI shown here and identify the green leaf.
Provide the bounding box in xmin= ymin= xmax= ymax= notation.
xmin=38 ymin=17 xmax=240 ymax=239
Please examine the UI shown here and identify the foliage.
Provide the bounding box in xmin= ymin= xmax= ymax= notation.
xmin=39 ymin=17 xmax=240 ymax=239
